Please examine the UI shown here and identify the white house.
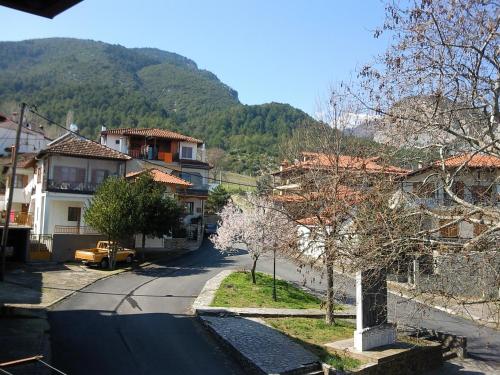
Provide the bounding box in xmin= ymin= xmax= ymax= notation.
xmin=30 ymin=132 xmax=130 ymax=235
xmin=0 ymin=113 xmax=50 ymax=155
xmin=100 ymin=127 xmax=211 ymax=219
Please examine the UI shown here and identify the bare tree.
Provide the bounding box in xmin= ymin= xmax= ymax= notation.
xmin=357 ymin=0 xmax=500 ymax=325
xmin=273 ymin=88 xmax=410 ymax=324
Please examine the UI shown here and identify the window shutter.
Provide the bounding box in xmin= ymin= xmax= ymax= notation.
xmin=22 ymin=175 xmax=28 ymax=187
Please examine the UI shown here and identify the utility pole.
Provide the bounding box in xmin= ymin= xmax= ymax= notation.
xmin=0 ymin=103 xmax=26 ymax=281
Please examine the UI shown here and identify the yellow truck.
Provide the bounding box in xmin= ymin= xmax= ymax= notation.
xmin=74 ymin=241 xmax=136 ymax=269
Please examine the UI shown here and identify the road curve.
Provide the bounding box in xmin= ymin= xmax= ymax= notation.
xmin=49 ymin=240 xmax=499 ymax=374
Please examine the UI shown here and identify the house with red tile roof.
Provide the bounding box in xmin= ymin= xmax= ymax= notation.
xmin=100 ymin=127 xmax=211 ymax=218
xmin=271 ymin=152 xmax=406 ymax=259
xmin=401 ymin=152 xmax=500 ymax=240
xmin=28 ymin=132 xmax=131 ymax=236
xmin=271 ymin=152 xmax=408 ymax=197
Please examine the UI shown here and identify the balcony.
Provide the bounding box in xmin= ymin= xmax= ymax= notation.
xmin=46 ymin=179 xmax=100 ymax=195
xmin=0 ymin=211 xmax=33 ymax=227
xmin=177 ymin=185 xmax=210 ymax=197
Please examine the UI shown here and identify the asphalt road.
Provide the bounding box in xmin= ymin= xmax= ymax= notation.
xmin=49 ymin=240 xmax=499 ymax=374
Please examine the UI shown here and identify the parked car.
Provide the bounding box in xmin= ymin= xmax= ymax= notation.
xmin=204 ymin=223 xmax=218 ymax=236
xmin=75 ymin=241 xmax=135 ymax=269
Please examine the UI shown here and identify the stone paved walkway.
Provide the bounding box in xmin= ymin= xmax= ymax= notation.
xmin=200 ymin=315 xmax=321 ymax=374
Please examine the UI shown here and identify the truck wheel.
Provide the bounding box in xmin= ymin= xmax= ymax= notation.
xmin=100 ymin=257 xmax=109 ymax=269
xmin=126 ymin=255 xmax=133 ymax=264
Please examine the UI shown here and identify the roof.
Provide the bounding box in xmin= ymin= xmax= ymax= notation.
xmin=126 ymin=168 xmax=192 ymax=187
xmin=0 ymin=153 xmax=37 ymax=169
xmin=38 ymin=133 xmax=131 ymax=161
xmin=0 ymin=0 xmax=82 ymax=18
xmin=272 ymin=152 xmax=409 ymax=176
xmin=102 ymin=127 xmax=204 ymax=144
xmin=405 ymin=152 xmax=500 ymax=177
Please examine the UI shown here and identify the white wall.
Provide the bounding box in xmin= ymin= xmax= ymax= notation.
xmin=179 ymin=142 xmax=198 ymax=160
xmin=102 ymin=134 xmax=128 ymax=154
xmin=3 ymin=167 xmax=34 ymax=210
xmin=0 ymin=125 xmax=49 ymax=154
xmin=42 ymin=194 xmax=90 ymax=235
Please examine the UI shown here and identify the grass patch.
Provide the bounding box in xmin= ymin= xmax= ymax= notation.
xmin=265 ymin=317 xmax=361 ymax=371
xmin=211 ymin=271 xmax=322 ymax=309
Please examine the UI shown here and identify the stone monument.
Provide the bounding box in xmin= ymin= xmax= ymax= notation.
xmin=354 ymin=268 xmax=396 ymax=351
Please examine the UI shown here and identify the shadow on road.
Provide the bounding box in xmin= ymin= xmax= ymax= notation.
xmin=49 ymin=309 xmax=244 ymax=375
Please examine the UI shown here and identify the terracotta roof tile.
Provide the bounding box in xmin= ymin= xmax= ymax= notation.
xmin=102 ymin=127 xmax=203 ymax=144
xmin=405 ymin=152 xmax=500 ymax=177
xmin=437 ymin=153 xmax=500 ymax=168
xmin=273 ymin=152 xmax=409 ymax=176
xmin=126 ymin=168 xmax=192 ymax=187
xmin=39 ymin=133 xmax=130 ymax=161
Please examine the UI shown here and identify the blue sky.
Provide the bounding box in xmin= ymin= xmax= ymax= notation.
xmin=0 ymin=0 xmax=389 ymax=116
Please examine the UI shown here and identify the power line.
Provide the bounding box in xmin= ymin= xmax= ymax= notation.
xmin=27 ymin=107 xmax=258 ymax=188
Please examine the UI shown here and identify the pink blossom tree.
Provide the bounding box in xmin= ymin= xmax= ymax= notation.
xmin=211 ymin=194 xmax=295 ymax=293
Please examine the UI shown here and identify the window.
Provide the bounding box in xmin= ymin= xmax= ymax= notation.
xmin=115 ymin=139 xmax=120 ymax=145
xmin=180 ymin=172 xmax=202 ymax=186
xmin=439 ymin=220 xmax=459 ymax=238
xmin=92 ymin=169 xmax=109 ymax=184
xmin=181 ymin=146 xmax=193 ymax=159
xmin=68 ymin=207 xmax=81 ymax=222
xmin=184 ymin=202 xmax=194 ymax=214
xmin=53 ymin=166 xmax=86 ymax=183
xmin=12 ymin=174 xmax=27 ymax=188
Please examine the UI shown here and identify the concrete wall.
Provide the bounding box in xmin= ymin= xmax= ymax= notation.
xmin=52 ymin=233 xmax=107 ymax=262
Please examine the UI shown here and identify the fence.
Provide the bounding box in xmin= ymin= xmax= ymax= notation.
xmin=53 ymin=225 xmax=100 ymax=235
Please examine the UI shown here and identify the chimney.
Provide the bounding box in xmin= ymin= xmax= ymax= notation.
xmin=101 ymin=125 xmax=107 ymax=132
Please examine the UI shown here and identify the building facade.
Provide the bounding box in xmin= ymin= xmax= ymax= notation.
xmin=31 ymin=133 xmax=130 ymax=235
xmin=100 ymin=127 xmax=211 ymax=219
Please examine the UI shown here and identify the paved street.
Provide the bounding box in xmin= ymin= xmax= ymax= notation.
xmin=49 ymin=241 xmax=500 ymax=374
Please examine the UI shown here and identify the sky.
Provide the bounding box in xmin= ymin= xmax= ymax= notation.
xmin=0 ymin=0 xmax=390 ymax=116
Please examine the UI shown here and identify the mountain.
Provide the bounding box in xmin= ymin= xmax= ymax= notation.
xmin=0 ymin=38 xmax=316 ymax=174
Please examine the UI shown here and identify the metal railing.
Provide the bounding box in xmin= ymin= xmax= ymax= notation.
xmin=46 ymin=179 xmax=98 ymax=194
xmin=29 ymin=234 xmax=53 ymax=252
xmin=53 ymin=225 xmax=100 ymax=235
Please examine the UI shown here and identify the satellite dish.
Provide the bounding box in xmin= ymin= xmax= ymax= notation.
xmin=69 ymin=123 xmax=79 ymax=133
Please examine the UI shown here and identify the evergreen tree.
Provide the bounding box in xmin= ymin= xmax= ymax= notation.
xmin=206 ymin=185 xmax=231 ymax=214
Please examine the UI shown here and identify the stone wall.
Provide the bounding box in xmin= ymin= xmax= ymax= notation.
xmin=339 ymin=342 xmax=442 ymax=375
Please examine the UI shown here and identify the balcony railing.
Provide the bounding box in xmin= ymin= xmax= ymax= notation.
xmin=128 ymin=148 xmax=178 ymax=163
xmin=177 ymin=186 xmax=210 ymax=197
xmin=0 ymin=211 xmax=33 ymax=226
xmin=46 ymin=179 xmax=98 ymax=194
xmin=54 ymin=225 xmax=100 ymax=234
